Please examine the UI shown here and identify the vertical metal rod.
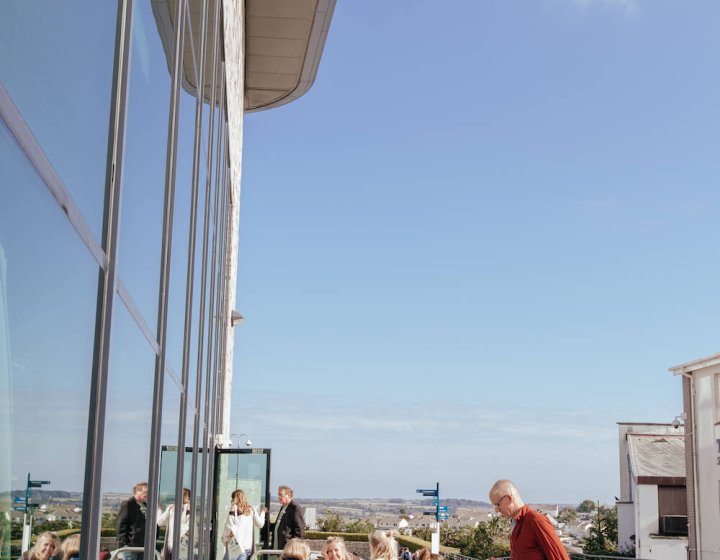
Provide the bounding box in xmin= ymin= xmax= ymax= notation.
xmin=145 ymin=0 xmax=187 ymax=554
xmin=209 ymin=64 xmax=227 ymax=449
xmin=79 ymin=1 xmax=133 ymax=559
xmin=184 ymin=0 xmax=210 ymax=555
xmin=197 ymin=1 xmax=222 ymax=556
xmin=214 ymin=121 xmax=230 ymax=446
xmin=203 ymin=61 xmax=226 ymax=557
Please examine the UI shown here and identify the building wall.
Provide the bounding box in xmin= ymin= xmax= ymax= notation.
xmin=0 ymin=0 xmax=240 ymax=557
xmin=617 ymin=423 xmax=679 ymax=554
xmin=689 ymin=368 xmax=720 ymax=560
xmin=634 ymin=484 xmax=687 ymax=560
xmin=636 ymin=483 xmax=660 ymax=558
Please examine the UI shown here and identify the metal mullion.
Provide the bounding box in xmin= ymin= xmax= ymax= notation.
xmin=208 ymin=62 xmax=226 ymax=445
xmin=201 ymin=59 xmax=226 ymax=553
xmin=183 ymin=0 xmax=211 ymax=555
xmin=79 ymin=1 xmax=133 ymax=559
xmin=213 ymin=113 xmax=229 ymax=444
xmin=215 ymin=158 xmax=231 ymax=449
xmin=145 ymin=0 xmax=188 ymax=554
xmin=197 ymin=2 xmax=222 ymax=556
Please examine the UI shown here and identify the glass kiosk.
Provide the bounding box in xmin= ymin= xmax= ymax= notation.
xmin=159 ymin=446 xmax=271 ymax=560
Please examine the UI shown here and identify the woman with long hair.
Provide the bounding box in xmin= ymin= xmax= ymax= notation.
xmin=280 ymin=539 xmax=310 ymax=560
xmin=60 ymin=534 xmax=80 ymax=560
xmin=157 ymin=488 xmax=193 ymax=560
xmin=26 ymin=532 xmax=60 ymax=560
xmin=222 ymin=489 xmax=267 ymax=560
xmin=368 ymin=531 xmax=398 ymax=560
xmin=321 ymin=537 xmax=352 ymax=560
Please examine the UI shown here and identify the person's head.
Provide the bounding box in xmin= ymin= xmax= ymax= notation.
xmin=414 ymin=548 xmax=432 ymax=560
xmin=322 ymin=537 xmax=349 ymax=560
xmin=61 ymin=534 xmax=80 ymax=560
xmin=31 ymin=532 xmax=59 ymax=560
xmin=133 ymin=482 xmax=148 ymax=502
xmin=280 ymin=539 xmax=310 ymax=560
xmin=182 ymin=488 xmax=191 ymax=504
xmin=231 ymin=489 xmax=252 ymax=515
xmin=488 ymin=479 xmax=524 ymax=519
xmin=278 ymin=485 xmax=294 ymax=506
xmin=368 ymin=530 xmax=397 ymax=560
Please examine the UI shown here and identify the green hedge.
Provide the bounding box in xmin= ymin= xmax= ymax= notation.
xmin=304 ymin=531 xmax=460 ymax=555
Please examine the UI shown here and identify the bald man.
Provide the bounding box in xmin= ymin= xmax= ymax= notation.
xmin=488 ymin=480 xmax=569 ymax=560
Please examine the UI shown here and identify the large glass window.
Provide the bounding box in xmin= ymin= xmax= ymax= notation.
xmin=0 ymin=1 xmax=117 ymax=239
xmin=0 ymin=119 xmax=99 ymax=555
xmin=116 ymin=0 xmax=174 ymax=332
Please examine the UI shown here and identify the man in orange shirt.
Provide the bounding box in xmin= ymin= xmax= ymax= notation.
xmin=488 ymin=480 xmax=569 ymax=560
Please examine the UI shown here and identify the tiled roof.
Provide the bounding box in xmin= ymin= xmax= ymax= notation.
xmin=627 ymin=433 xmax=685 ymax=480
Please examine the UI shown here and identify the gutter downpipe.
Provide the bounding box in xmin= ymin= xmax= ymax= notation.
xmin=673 ymin=368 xmax=698 ymax=560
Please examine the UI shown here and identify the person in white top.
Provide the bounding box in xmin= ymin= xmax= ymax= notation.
xmin=222 ymin=489 xmax=268 ymax=560
xmin=157 ymin=488 xmax=192 ymax=560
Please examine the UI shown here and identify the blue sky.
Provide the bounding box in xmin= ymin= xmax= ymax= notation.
xmin=229 ymin=0 xmax=720 ymax=504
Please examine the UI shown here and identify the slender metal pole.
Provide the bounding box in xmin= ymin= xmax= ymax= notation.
xmin=79 ymin=1 xmax=133 ymax=559
xmin=145 ymin=0 xmax=187 ymax=554
xmin=197 ymin=2 xmax=222 ymax=557
xmin=183 ymin=0 xmax=210 ymax=555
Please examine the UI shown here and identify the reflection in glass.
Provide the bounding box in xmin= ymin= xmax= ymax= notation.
xmin=0 ymin=1 xmax=117 ymax=238
xmin=116 ymin=0 xmax=173 ymax=333
xmin=0 ymin=119 xmax=98 ymax=549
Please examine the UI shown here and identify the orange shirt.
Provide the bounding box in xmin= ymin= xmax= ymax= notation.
xmin=510 ymin=506 xmax=569 ymax=560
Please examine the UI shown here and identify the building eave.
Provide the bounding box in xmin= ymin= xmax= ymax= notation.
xmin=669 ymin=351 xmax=720 ymax=376
xmin=243 ymin=0 xmax=335 ymax=113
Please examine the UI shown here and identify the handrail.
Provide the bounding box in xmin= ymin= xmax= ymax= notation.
xmin=109 ymin=546 xmax=163 ymax=560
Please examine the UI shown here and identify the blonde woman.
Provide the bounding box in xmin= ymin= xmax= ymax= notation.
xmin=368 ymin=531 xmax=398 ymax=560
xmin=157 ymin=488 xmax=193 ymax=560
xmin=280 ymin=539 xmax=310 ymax=560
xmin=322 ymin=537 xmax=352 ymax=560
xmin=27 ymin=532 xmax=60 ymax=560
xmin=222 ymin=489 xmax=267 ymax=560
xmin=60 ymin=534 xmax=80 ymax=560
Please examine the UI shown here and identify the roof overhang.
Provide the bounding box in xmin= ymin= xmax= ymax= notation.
xmin=670 ymin=351 xmax=720 ymax=376
xmin=244 ymin=0 xmax=335 ymax=113
xmin=150 ymin=0 xmax=335 ymax=111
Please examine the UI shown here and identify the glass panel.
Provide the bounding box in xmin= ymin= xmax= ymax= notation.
xmin=100 ymin=300 xmax=156 ymax=550
xmin=0 ymin=1 xmax=117 ymax=238
xmin=214 ymin=450 xmax=270 ymax=560
xmin=159 ymin=446 xmax=206 ymax=558
xmin=0 ymin=120 xmax=98 ymax=555
xmin=116 ymin=0 xmax=174 ymax=332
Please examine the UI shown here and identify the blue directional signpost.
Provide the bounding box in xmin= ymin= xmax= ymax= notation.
xmin=19 ymin=473 xmax=50 ymax=553
xmin=416 ymin=482 xmax=442 ymax=554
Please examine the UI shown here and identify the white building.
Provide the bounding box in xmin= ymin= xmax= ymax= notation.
xmin=616 ymin=423 xmax=688 ymax=560
xmin=670 ymin=353 xmax=720 ymax=560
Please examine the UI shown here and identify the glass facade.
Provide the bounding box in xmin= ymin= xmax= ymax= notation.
xmin=0 ymin=1 xmax=236 ymax=560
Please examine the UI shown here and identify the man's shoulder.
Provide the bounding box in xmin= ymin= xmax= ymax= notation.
xmin=524 ymin=507 xmax=555 ymax=528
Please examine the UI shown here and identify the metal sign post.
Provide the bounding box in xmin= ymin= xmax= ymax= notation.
xmin=20 ymin=473 xmax=50 ymax=552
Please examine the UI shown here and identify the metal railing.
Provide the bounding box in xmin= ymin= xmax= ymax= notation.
xmin=109 ymin=547 xmax=163 ymax=560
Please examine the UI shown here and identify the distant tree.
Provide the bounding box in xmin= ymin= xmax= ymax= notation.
xmin=413 ymin=527 xmax=432 ymax=541
xmin=577 ymin=499 xmax=596 ymax=513
xmin=440 ymin=525 xmax=474 ymax=550
xmin=398 ymin=507 xmax=407 ymax=516
xmin=345 ymin=519 xmax=376 ymax=534
xmin=582 ymin=505 xmax=618 ymax=554
xmin=558 ymin=508 xmax=577 ymax=524
xmin=462 ymin=517 xmax=511 ymax=560
xmin=319 ymin=509 xmax=345 ymax=532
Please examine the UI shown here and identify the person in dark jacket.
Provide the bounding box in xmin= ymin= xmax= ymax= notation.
xmin=117 ymin=482 xmax=148 ymax=560
xmin=270 ymin=485 xmax=304 ymax=550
